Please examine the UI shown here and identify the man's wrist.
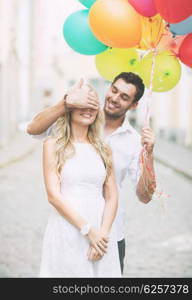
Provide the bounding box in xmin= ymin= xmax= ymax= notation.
xmin=146 ymin=145 xmax=154 ymax=156
xmin=63 ymin=94 xmax=68 ymax=111
xmin=146 ymin=150 xmax=154 ymax=158
xmin=54 ymin=97 xmax=66 ymax=116
xmin=64 ymin=94 xmax=74 ymax=111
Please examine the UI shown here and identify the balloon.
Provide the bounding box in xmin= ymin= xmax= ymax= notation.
xmin=138 ymin=14 xmax=166 ymax=50
xmin=170 ymin=16 xmax=192 ymax=36
xmin=139 ymin=51 xmax=181 ymax=92
xmin=79 ymin=0 xmax=96 ymax=9
xmin=95 ymin=48 xmax=140 ymax=81
xmin=129 ymin=0 xmax=157 ymax=17
xmin=63 ymin=10 xmax=108 ymax=55
xmin=168 ymin=35 xmax=187 ymax=55
xmin=157 ymin=28 xmax=187 ymax=55
xmin=89 ymin=0 xmax=142 ymax=48
xmin=155 ymin=0 xmax=192 ymax=24
xmin=178 ymin=34 xmax=192 ymax=67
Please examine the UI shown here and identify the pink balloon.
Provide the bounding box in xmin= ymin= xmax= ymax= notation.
xmin=129 ymin=0 xmax=157 ymax=17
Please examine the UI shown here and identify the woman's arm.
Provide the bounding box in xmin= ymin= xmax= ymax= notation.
xmin=87 ymin=153 xmax=118 ymax=261
xmin=101 ymin=154 xmax=119 ymax=236
xmin=43 ymin=137 xmax=107 ymax=255
xmin=43 ymin=137 xmax=87 ymax=229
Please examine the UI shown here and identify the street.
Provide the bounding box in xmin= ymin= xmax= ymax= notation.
xmin=0 ymin=144 xmax=192 ymax=277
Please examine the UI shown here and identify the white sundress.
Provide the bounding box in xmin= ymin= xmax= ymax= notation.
xmin=39 ymin=142 xmax=121 ymax=277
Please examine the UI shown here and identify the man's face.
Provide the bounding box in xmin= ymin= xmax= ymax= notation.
xmin=104 ymin=79 xmax=138 ymax=119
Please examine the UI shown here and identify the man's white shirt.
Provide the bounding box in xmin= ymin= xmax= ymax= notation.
xmin=31 ymin=117 xmax=141 ymax=241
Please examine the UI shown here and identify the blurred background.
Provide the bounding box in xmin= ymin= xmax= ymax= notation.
xmin=0 ymin=0 xmax=192 ymax=278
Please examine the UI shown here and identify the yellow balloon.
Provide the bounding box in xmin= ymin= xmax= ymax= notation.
xmin=139 ymin=50 xmax=181 ymax=92
xmin=95 ymin=48 xmax=140 ymax=81
xmin=139 ymin=14 xmax=166 ymax=50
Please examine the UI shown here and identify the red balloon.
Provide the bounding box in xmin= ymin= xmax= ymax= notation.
xmin=155 ymin=0 xmax=192 ymax=24
xmin=178 ymin=34 xmax=192 ymax=67
xmin=129 ymin=0 xmax=157 ymax=17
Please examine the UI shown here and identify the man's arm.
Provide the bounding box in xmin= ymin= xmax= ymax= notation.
xmin=27 ymin=98 xmax=66 ymax=135
xmin=27 ymin=79 xmax=99 ymax=136
xmin=136 ymin=127 xmax=156 ymax=203
xmin=136 ymin=152 xmax=156 ymax=203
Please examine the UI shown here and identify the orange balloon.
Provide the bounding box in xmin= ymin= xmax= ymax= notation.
xmin=89 ymin=0 xmax=142 ymax=48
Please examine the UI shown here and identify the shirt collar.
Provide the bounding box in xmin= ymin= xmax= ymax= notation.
xmin=107 ymin=117 xmax=135 ymax=137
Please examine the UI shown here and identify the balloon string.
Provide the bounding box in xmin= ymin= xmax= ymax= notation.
xmin=138 ymin=49 xmax=157 ymax=202
xmin=138 ymin=20 xmax=171 ymax=207
xmin=144 ymin=48 xmax=157 ymax=127
xmin=139 ymin=48 xmax=169 ymax=211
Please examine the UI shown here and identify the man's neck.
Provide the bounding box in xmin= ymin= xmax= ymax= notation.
xmin=104 ymin=114 xmax=125 ymax=136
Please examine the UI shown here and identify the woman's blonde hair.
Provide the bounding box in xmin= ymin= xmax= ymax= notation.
xmin=52 ymin=84 xmax=112 ymax=181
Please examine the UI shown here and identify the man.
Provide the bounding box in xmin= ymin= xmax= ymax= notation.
xmin=27 ymin=72 xmax=156 ymax=273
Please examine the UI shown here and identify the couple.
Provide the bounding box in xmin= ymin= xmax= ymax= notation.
xmin=27 ymin=72 xmax=156 ymax=277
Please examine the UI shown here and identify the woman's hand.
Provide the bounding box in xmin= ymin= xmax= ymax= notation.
xmin=86 ymin=227 xmax=109 ymax=256
xmin=87 ymin=246 xmax=103 ymax=261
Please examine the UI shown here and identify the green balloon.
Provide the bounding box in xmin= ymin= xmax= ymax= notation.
xmin=139 ymin=51 xmax=181 ymax=92
xmin=63 ymin=9 xmax=108 ymax=55
xmin=79 ymin=0 xmax=96 ymax=8
xmin=95 ymin=48 xmax=140 ymax=81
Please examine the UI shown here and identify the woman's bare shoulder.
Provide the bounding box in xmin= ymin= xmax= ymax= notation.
xmin=43 ymin=136 xmax=57 ymax=149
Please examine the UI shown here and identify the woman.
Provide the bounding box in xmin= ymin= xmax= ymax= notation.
xmin=39 ymin=84 xmax=121 ymax=277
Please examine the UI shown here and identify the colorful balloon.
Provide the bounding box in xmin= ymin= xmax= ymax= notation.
xmin=170 ymin=16 xmax=192 ymax=36
xmin=89 ymin=0 xmax=142 ymax=48
xmin=95 ymin=48 xmax=140 ymax=81
xmin=139 ymin=51 xmax=181 ymax=92
xmin=139 ymin=14 xmax=166 ymax=50
xmin=157 ymin=28 xmax=186 ymax=55
xmin=63 ymin=10 xmax=108 ymax=55
xmin=178 ymin=34 xmax=192 ymax=67
xmin=129 ymin=0 xmax=157 ymax=17
xmin=155 ymin=0 xmax=192 ymax=24
xmin=79 ymin=0 xmax=96 ymax=9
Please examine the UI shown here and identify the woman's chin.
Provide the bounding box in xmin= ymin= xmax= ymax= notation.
xmin=77 ymin=120 xmax=94 ymax=126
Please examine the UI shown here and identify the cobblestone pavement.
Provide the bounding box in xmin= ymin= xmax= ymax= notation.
xmin=0 ymin=144 xmax=192 ymax=278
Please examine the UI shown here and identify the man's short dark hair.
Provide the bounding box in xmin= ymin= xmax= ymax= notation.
xmin=112 ymin=72 xmax=145 ymax=103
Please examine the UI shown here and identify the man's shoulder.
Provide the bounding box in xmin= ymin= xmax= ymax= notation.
xmin=122 ymin=122 xmax=141 ymax=152
xmin=123 ymin=121 xmax=141 ymax=141
xmin=129 ymin=125 xmax=140 ymax=137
